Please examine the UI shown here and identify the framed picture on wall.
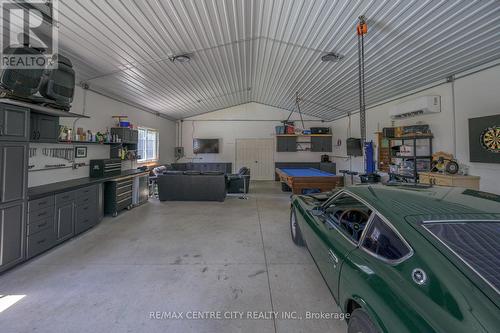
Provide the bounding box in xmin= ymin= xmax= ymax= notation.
xmin=469 ymin=114 xmax=500 ymax=163
xmin=75 ymin=146 xmax=88 ymax=158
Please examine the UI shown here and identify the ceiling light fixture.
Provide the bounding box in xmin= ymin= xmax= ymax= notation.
xmin=321 ymin=52 xmax=343 ymax=62
xmin=170 ymin=54 xmax=191 ymax=63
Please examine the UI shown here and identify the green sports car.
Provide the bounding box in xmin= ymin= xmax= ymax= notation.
xmin=290 ymin=184 xmax=500 ymax=333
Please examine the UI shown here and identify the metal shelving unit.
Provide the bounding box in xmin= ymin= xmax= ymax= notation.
xmin=388 ymin=136 xmax=433 ymax=182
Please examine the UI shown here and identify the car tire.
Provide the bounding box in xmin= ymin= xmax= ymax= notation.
xmin=290 ymin=207 xmax=305 ymax=247
xmin=348 ymin=308 xmax=379 ymax=333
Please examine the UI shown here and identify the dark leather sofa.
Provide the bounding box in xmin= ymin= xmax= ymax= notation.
xmin=157 ymin=171 xmax=226 ymax=202
xmin=171 ymin=163 xmax=232 ymax=174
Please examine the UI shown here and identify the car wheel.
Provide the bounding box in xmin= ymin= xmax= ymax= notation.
xmin=348 ymin=309 xmax=379 ymax=333
xmin=290 ymin=207 xmax=305 ymax=247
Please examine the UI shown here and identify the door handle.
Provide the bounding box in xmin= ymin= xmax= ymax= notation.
xmin=328 ymin=249 xmax=338 ymax=264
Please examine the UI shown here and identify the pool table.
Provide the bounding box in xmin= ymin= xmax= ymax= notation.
xmin=275 ymin=168 xmax=344 ymax=194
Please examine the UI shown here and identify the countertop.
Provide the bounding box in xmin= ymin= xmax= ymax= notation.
xmin=28 ymin=169 xmax=149 ymax=200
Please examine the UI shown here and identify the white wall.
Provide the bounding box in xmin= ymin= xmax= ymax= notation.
xmin=179 ymin=102 xmax=330 ymax=172
xmin=28 ymin=86 xmax=176 ymax=187
xmin=328 ymin=65 xmax=500 ymax=194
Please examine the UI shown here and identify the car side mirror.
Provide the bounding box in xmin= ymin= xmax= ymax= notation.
xmin=310 ymin=206 xmax=324 ymax=217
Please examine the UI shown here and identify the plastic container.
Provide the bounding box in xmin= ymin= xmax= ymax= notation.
xmin=275 ymin=126 xmax=285 ymax=134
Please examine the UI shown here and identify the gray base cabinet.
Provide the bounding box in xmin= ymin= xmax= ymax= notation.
xmin=75 ymin=185 xmax=99 ymax=234
xmin=27 ymin=226 xmax=56 ymax=259
xmin=55 ymin=202 xmax=75 ymax=243
xmin=27 ymin=195 xmax=56 ymax=259
xmin=0 ymin=141 xmax=27 ymax=272
xmin=55 ymin=191 xmax=76 ymax=243
xmin=0 ymin=143 xmax=28 ymax=204
xmin=25 ymin=184 xmax=102 ymax=261
xmin=0 ymin=201 xmax=25 ymax=271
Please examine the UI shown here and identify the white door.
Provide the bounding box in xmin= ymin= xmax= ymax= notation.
xmin=236 ymin=139 xmax=275 ymax=180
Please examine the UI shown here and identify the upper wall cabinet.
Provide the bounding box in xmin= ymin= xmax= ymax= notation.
xmin=111 ymin=127 xmax=138 ymax=144
xmin=0 ymin=104 xmax=29 ymax=142
xmin=311 ymin=136 xmax=333 ymax=152
xmin=277 ymin=136 xmax=297 ymax=152
xmin=30 ymin=113 xmax=59 ymax=142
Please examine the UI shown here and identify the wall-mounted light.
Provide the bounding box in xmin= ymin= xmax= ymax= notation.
xmin=321 ymin=52 xmax=343 ymax=62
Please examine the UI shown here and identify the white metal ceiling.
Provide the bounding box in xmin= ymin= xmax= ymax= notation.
xmin=56 ymin=0 xmax=500 ymax=120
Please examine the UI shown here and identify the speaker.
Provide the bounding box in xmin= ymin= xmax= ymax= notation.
xmin=175 ymin=147 xmax=184 ymax=159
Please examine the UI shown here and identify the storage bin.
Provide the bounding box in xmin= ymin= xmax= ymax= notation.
xmin=275 ymin=126 xmax=285 ymax=134
xmin=285 ymin=125 xmax=295 ymax=134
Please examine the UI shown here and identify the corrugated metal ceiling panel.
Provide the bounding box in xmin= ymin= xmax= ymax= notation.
xmin=54 ymin=0 xmax=500 ymax=120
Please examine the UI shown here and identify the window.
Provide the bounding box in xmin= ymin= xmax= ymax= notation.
xmin=323 ymin=193 xmax=372 ymax=243
xmin=138 ymin=127 xmax=158 ymax=162
xmin=362 ymin=215 xmax=411 ymax=262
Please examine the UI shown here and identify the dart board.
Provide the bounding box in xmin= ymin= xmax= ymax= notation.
xmin=481 ymin=126 xmax=500 ymax=153
xmin=469 ymin=115 xmax=500 ymax=163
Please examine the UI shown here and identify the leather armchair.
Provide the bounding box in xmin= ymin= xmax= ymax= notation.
xmin=227 ymin=167 xmax=250 ymax=193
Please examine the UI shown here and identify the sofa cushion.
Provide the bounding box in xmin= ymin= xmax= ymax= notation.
xmin=183 ymin=170 xmax=201 ymax=175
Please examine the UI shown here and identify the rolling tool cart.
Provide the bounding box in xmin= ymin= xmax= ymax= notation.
xmin=105 ymin=176 xmax=134 ymax=217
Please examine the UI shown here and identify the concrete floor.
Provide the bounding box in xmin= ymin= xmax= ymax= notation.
xmin=0 ymin=181 xmax=347 ymax=333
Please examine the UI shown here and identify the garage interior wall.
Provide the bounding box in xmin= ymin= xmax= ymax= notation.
xmin=178 ymin=102 xmax=328 ymax=172
xmin=330 ymin=64 xmax=500 ymax=194
xmin=28 ymin=86 xmax=177 ymax=187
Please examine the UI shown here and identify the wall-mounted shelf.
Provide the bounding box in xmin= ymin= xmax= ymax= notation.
xmin=57 ymin=140 xmax=117 ymax=145
xmin=276 ymin=134 xmax=332 ymax=137
xmin=386 ymin=135 xmax=434 ymax=140
xmin=1 ymin=98 xmax=89 ymax=118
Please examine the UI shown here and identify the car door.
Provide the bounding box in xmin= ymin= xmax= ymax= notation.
xmin=307 ymin=192 xmax=373 ymax=300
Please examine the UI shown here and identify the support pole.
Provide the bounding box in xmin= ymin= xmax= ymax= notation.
xmin=295 ymin=92 xmax=306 ymax=129
xmin=357 ymin=16 xmax=368 ymax=145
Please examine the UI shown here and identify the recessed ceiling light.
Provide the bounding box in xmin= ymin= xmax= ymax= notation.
xmin=170 ymin=54 xmax=191 ymax=63
xmin=321 ymin=52 xmax=343 ymax=62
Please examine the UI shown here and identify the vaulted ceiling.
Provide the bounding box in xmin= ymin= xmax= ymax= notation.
xmin=57 ymin=0 xmax=500 ymax=120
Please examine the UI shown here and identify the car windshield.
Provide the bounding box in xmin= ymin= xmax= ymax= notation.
xmin=424 ymin=221 xmax=500 ymax=294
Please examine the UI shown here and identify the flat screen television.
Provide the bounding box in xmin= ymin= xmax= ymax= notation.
xmin=193 ymin=138 xmax=219 ymax=154
xmin=346 ymin=138 xmax=363 ymax=156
